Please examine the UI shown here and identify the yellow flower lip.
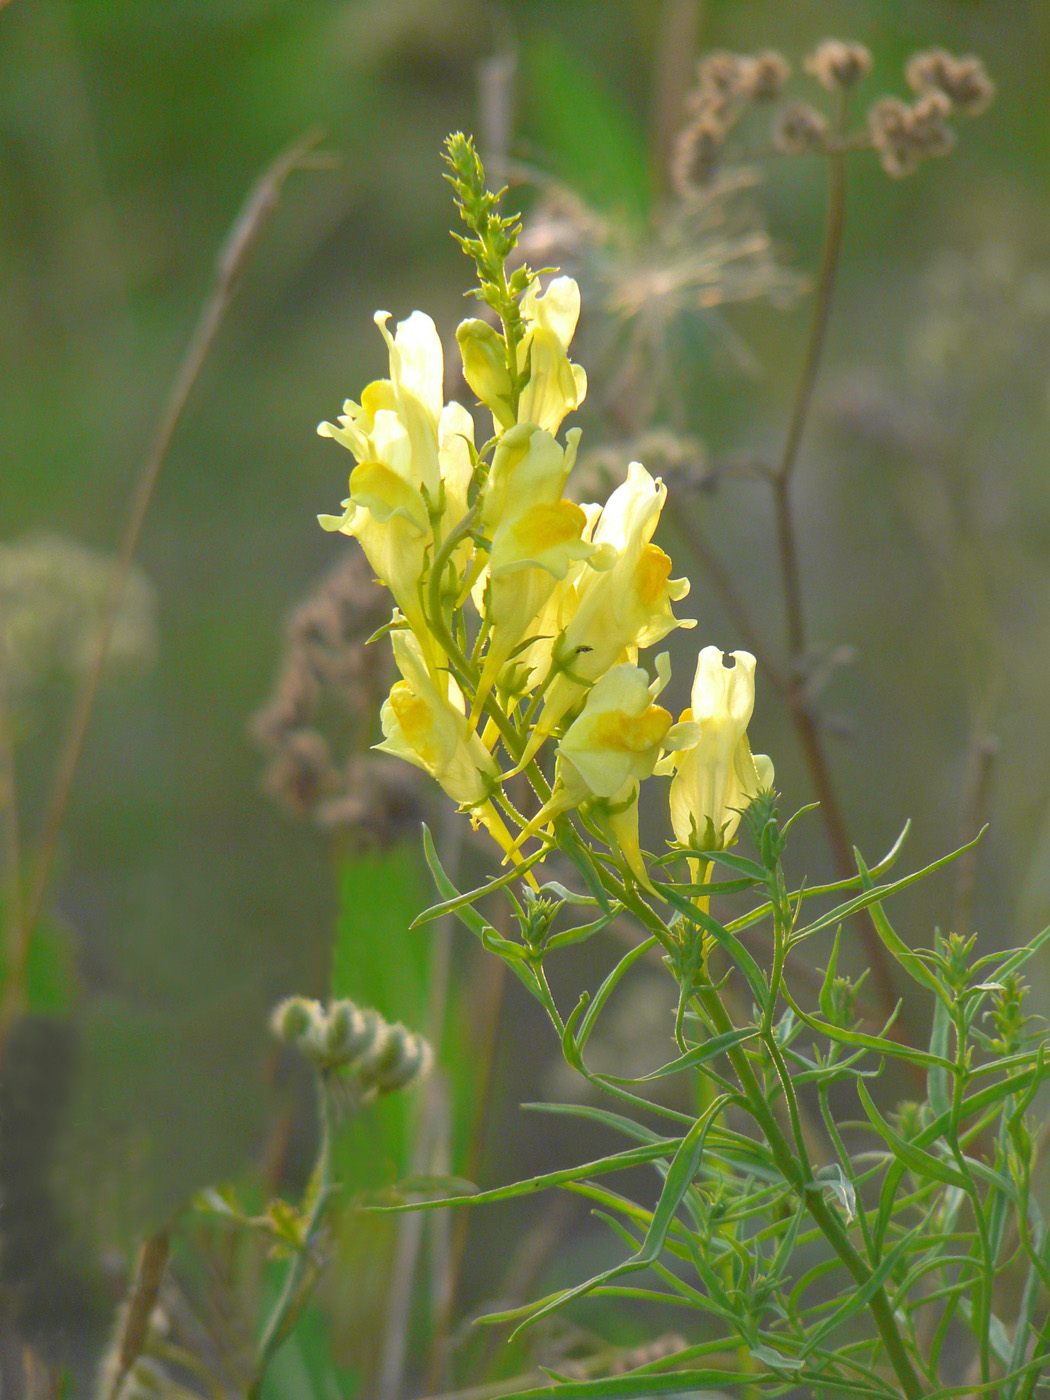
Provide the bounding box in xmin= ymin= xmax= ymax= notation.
xmin=592 ymin=706 xmax=673 ymax=754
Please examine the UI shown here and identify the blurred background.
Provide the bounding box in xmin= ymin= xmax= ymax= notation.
xmin=2 ymin=0 xmax=1049 ymax=1394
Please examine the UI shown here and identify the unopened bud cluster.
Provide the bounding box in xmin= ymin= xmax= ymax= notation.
xmin=988 ymin=972 xmax=1033 ymax=1055
xmin=671 ymin=38 xmax=992 ymax=190
xmin=271 ymin=996 xmax=431 ymax=1095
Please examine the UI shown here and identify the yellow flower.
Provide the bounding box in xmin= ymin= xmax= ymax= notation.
xmin=516 ymin=277 xmax=588 ymax=434
xmin=376 ymin=630 xmax=529 ymax=872
xmin=513 ymin=657 xmax=695 ymax=888
xmin=457 ymin=318 xmax=514 ymax=429
xmin=516 ymin=462 xmax=694 ymax=766
xmin=662 ymin=647 xmax=774 ymax=851
xmin=470 ymin=423 xmax=594 ymax=718
xmin=318 ymin=310 xmax=476 ymax=650
xmin=457 ymin=277 xmax=587 ymax=437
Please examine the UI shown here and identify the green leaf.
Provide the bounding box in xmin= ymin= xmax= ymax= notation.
xmin=410 ymin=845 xmax=548 ymax=927
xmin=751 ymin=1343 xmax=804 ymax=1371
xmin=372 ymin=1137 xmax=684 ymax=1212
xmin=799 ymin=1224 xmax=924 ymax=1358
xmin=857 ymin=1082 xmax=969 ymax=1189
xmin=601 ymin=1028 xmax=757 ymax=1084
xmin=474 ymin=1368 xmax=775 ymax=1400
xmin=927 ymin=994 xmax=952 ymax=1119
xmin=522 ymin=1101 xmax=669 ymax=1146
xmin=577 ymin=935 xmax=659 ymax=1051
xmin=988 ymin=922 xmax=1050 ymax=981
xmin=818 ymin=925 xmax=843 ymax=1021
xmin=634 ymin=1096 xmax=727 ymax=1263
xmin=544 ymin=910 xmax=619 ymax=951
xmin=500 ymin=1099 xmax=727 ymax=1341
xmin=420 ymin=823 xmax=491 ymax=940
xmin=781 ymin=988 xmax=952 ymax=1072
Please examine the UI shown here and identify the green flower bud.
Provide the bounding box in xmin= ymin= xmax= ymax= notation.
xmin=270 ymin=996 xmax=317 ymax=1046
xmin=322 ymin=1000 xmax=369 ymax=1063
xmin=357 ymin=1023 xmax=432 ymax=1095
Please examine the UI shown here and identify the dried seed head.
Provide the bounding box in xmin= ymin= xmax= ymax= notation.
xmin=697 ymin=50 xmax=753 ymax=102
xmin=671 ymin=112 xmax=725 ymax=195
xmin=868 ymin=93 xmax=954 ymax=177
xmin=805 ymin=39 xmax=873 ymax=91
xmin=773 ymin=102 xmax=829 ymax=156
xmin=747 ymin=50 xmax=791 ymax=101
xmin=909 ymin=91 xmax=956 ymax=158
xmin=314 ymin=753 xmax=425 ymax=849
xmin=260 ymin=729 xmax=337 ymax=814
xmin=905 ymin=48 xmax=995 ymax=115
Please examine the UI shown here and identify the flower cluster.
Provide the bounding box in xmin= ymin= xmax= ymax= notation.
xmin=316 ymin=136 xmax=772 ymax=891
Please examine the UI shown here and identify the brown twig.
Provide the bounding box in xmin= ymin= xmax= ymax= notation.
xmin=771 ymin=111 xmax=847 ymax=660
xmin=14 ymin=130 xmax=332 ymax=1023
xmin=761 ymin=99 xmax=901 ymax=1020
xmin=650 ymin=0 xmax=703 ymax=198
xmin=0 ymin=648 xmax=25 ymax=991
xmin=101 ymin=1228 xmax=172 ymax=1400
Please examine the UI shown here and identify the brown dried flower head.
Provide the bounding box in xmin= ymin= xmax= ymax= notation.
xmin=747 ymin=50 xmax=791 ymax=102
xmin=805 ymin=39 xmax=873 ymax=91
xmin=868 ymin=93 xmax=954 ymax=178
xmin=905 ymin=49 xmax=995 ymax=116
xmin=251 ymin=549 xmax=425 ymax=846
xmin=697 ymin=50 xmax=754 ymax=103
xmin=773 ymin=101 xmax=829 ymax=156
xmin=671 ymin=112 xmax=725 ymax=194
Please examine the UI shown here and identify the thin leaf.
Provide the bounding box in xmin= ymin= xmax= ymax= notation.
xmin=634 ymin=1097 xmax=728 ymax=1263
xmin=411 ymin=844 xmax=549 ymax=926
xmin=800 ymin=1225 xmax=923 ymax=1358
xmin=927 ymin=994 xmax=952 ymax=1119
xmin=577 ymin=936 xmax=659 ymax=1050
xmin=857 ymin=1082 xmax=968 ymax=1189
xmin=372 ymin=1138 xmax=683 ymax=1212
xmin=601 ymin=1028 xmax=757 ymax=1084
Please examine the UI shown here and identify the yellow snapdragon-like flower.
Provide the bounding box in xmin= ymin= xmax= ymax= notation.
xmin=470 ymin=423 xmax=594 ymax=718
xmin=516 ymin=277 xmax=588 ymax=434
xmin=458 ymin=276 xmax=587 ymax=436
xmin=375 ymin=630 xmax=528 ymax=871
xmin=318 ymin=311 xmax=474 ymax=653
xmin=661 ymin=647 xmax=774 ymax=851
xmin=514 ymin=657 xmax=696 ymax=888
xmin=516 ymin=463 xmax=695 ymax=766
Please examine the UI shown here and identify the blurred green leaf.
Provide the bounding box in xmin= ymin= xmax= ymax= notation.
xmin=525 ymin=31 xmax=651 ymax=221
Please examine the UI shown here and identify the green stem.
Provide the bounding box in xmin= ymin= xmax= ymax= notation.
xmin=250 ymin=1075 xmax=336 ymax=1398
xmin=693 ymin=983 xmax=925 ymax=1400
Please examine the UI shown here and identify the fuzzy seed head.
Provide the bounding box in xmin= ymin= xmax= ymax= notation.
xmin=905 ymin=49 xmax=995 ymax=115
xmin=805 ymin=39 xmax=873 ymax=91
xmin=773 ymin=102 xmax=829 ymax=156
xmin=747 ymin=50 xmax=791 ymax=101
